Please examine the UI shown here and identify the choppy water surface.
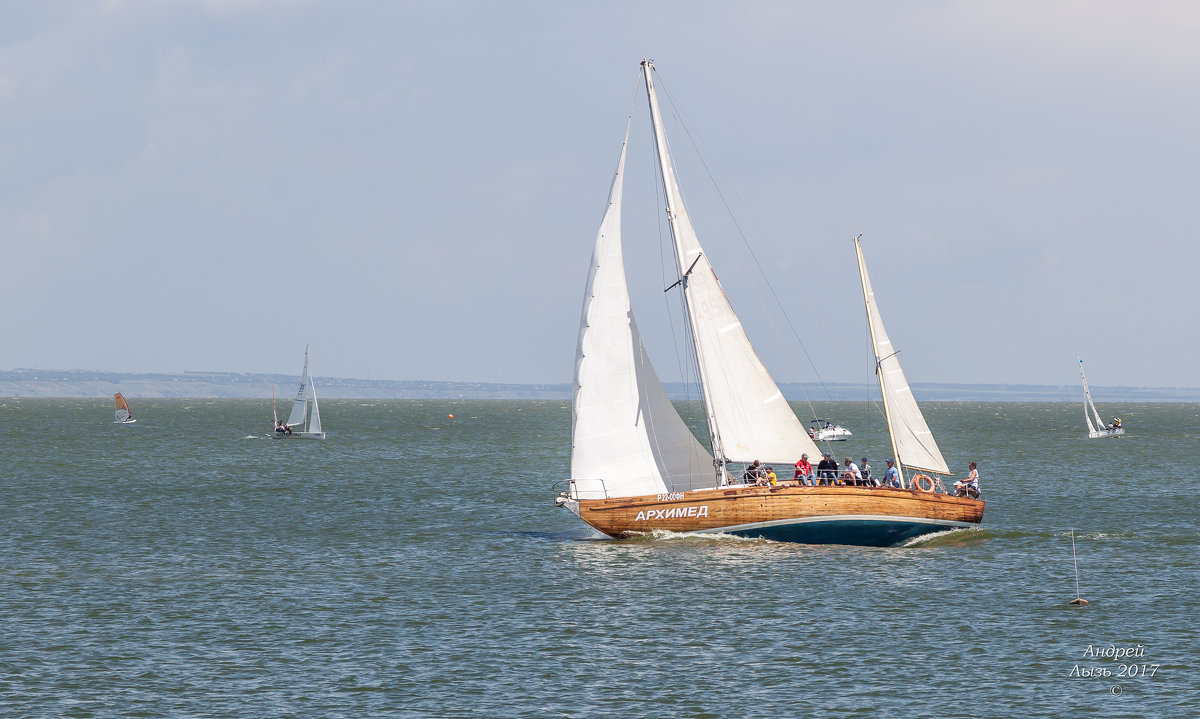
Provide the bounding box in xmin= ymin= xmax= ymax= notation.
xmin=1 ymin=399 xmax=1197 ymax=717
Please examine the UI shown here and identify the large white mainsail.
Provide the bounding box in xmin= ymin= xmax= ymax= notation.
xmin=854 ymin=236 xmax=949 ymax=477
xmin=640 ymin=60 xmax=820 ymax=466
xmin=572 ymin=121 xmax=714 ymax=500
xmin=1078 ymin=358 xmax=1105 ymax=434
xmin=286 ymin=346 xmax=311 ymax=428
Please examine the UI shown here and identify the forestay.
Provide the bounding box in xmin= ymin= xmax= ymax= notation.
xmin=572 ymin=123 xmax=715 ymax=500
xmin=641 ymin=60 xmax=820 ymax=465
xmin=854 ymin=237 xmax=949 ymax=476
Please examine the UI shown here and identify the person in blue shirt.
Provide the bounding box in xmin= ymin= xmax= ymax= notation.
xmin=883 ymin=459 xmax=901 ymax=488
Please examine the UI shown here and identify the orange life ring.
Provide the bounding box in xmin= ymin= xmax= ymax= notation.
xmin=913 ymin=474 xmax=934 ymax=492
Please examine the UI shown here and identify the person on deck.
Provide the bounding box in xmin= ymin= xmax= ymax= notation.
xmin=883 ymin=459 xmax=901 ymax=488
xmin=859 ymin=457 xmax=874 ymax=485
xmin=954 ymin=461 xmax=980 ymax=498
xmin=794 ymin=453 xmax=814 ymax=486
xmin=766 ymin=467 xmax=777 ymax=486
xmin=743 ymin=460 xmax=766 ymax=485
xmin=816 ymin=453 xmax=838 ymax=485
xmin=840 ymin=457 xmax=861 ymax=486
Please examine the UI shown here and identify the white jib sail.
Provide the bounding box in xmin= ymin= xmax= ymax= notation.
xmin=641 ymin=60 xmax=819 ymax=465
xmin=854 ymin=237 xmax=949 ymax=476
xmin=1079 ymin=358 xmax=1104 ymax=433
xmin=308 ymin=376 xmax=323 ymax=434
xmin=572 ymin=121 xmax=715 ymax=500
xmin=287 ymin=346 xmax=310 ymax=428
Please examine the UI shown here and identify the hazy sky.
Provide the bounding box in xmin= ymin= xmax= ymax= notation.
xmin=3 ymin=1 xmax=1198 ymax=389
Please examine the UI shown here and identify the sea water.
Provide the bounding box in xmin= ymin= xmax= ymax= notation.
xmin=1 ymin=399 xmax=1197 ymax=717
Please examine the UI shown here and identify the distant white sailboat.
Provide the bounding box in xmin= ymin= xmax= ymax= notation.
xmin=273 ymin=346 xmax=326 ymax=440
xmin=114 ymin=393 xmax=136 ymax=423
xmin=1079 ymin=358 xmax=1123 ymax=438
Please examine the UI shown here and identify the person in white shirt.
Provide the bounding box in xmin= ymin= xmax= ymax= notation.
xmin=840 ymin=457 xmax=862 ymax=486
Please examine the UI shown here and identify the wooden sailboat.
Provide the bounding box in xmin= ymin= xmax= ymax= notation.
xmin=114 ymin=393 xmax=136 ymax=423
xmin=555 ymin=60 xmax=983 ymax=546
xmin=1079 ymin=358 xmax=1124 ymax=438
xmin=272 ymin=345 xmax=326 ymax=440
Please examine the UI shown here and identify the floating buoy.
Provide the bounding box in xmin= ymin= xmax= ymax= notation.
xmin=448 ymin=414 xmax=454 ymax=419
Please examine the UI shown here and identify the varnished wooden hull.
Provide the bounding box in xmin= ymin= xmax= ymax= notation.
xmin=576 ymin=484 xmax=985 ymax=547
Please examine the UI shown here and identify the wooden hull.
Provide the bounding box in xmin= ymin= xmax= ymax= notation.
xmin=575 ymin=484 xmax=984 ymax=547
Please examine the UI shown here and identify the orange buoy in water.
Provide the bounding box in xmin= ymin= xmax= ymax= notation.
xmin=448 ymin=414 xmax=454 ymax=419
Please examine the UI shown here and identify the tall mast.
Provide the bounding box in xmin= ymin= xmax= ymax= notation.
xmin=854 ymin=235 xmax=904 ymax=486
xmin=640 ymin=59 xmax=726 ymax=483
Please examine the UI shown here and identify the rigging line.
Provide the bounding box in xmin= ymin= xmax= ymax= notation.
xmin=655 ymin=72 xmax=830 ymax=423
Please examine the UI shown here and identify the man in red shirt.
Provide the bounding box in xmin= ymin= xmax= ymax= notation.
xmin=794 ymin=453 xmax=814 ymax=486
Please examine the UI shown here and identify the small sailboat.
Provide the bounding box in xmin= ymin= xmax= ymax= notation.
xmin=1079 ymin=358 xmax=1123 ymax=438
xmin=809 ymin=419 xmax=852 ymax=441
xmin=114 ymin=393 xmax=136 ymax=423
xmin=272 ymin=346 xmax=326 ymax=440
xmin=555 ymin=60 xmax=982 ymax=546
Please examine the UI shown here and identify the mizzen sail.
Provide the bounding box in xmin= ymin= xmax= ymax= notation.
xmin=854 ymin=236 xmax=949 ymax=476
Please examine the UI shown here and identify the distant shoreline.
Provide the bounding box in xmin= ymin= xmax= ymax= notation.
xmin=2 ymin=369 xmax=1198 ymax=402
